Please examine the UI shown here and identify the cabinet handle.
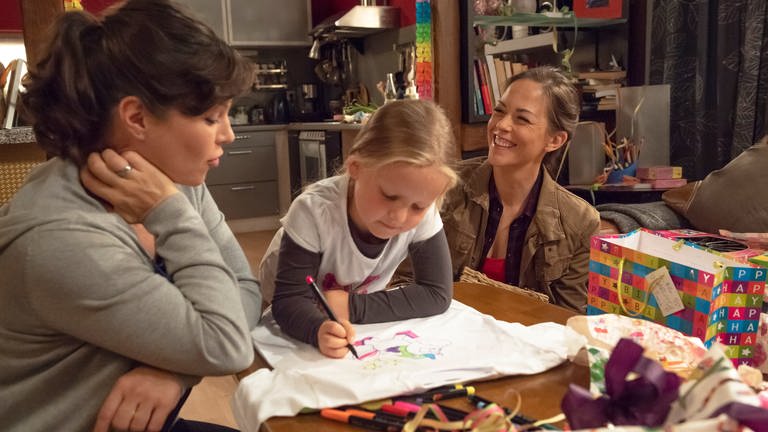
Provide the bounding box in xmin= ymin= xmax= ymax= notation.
xmin=234 ymin=135 xmax=251 ymax=140
xmin=227 ymin=150 xmax=254 ymax=155
xmin=230 ymin=185 xmax=256 ymax=191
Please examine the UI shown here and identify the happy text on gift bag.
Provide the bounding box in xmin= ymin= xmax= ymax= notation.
xmin=587 ymin=229 xmax=767 ymax=367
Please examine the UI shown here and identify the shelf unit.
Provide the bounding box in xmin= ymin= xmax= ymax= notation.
xmin=253 ymin=64 xmax=288 ymax=90
xmin=484 ymin=32 xmax=554 ymax=56
xmin=461 ymin=8 xmax=628 ymax=124
xmin=473 ymin=12 xmax=626 ymax=28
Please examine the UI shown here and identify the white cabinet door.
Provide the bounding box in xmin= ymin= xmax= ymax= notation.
xmin=226 ymin=0 xmax=311 ymax=46
xmin=175 ymin=0 xmax=228 ymax=40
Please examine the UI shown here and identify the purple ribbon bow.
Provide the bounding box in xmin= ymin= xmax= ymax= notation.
xmin=562 ymin=338 xmax=683 ymax=429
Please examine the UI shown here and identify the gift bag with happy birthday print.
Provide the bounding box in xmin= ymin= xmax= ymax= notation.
xmin=587 ymin=229 xmax=766 ymax=367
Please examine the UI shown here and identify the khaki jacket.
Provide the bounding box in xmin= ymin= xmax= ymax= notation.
xmin=442 ymin=158 xmax=599 ymax=313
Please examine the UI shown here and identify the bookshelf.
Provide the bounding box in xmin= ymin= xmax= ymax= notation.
xmin=459 ymin=2 xmax=490 ymax=124
xmin=460 ymin=8 xmax=628 ymax=125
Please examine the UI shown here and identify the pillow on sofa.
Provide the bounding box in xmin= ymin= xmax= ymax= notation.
xmin=662 ymin=135 xmax=768 ymax=234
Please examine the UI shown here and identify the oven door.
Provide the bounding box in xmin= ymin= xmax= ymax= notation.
xmin=298 ymin=132 xmax=327 ymax=188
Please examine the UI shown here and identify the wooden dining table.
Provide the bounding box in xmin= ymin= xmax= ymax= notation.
xmin=238 ymin=282 xmax=589 ymax=432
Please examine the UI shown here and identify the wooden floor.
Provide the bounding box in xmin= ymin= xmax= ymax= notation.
xmin=178 ymin=229 xmax=276 ymax=428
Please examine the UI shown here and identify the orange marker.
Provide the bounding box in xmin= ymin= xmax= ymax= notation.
xmin=320 ymin=408 xmax=402 ymax=431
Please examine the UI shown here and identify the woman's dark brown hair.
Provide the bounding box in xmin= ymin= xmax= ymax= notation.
xmin=505 ymin=66 xmax=580 ymax=179
xmin=22 ymin=0 xmax=252 ymax=166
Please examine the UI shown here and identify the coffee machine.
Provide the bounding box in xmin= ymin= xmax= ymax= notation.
xmin=296 ymin=83 xmax=324 ymax=121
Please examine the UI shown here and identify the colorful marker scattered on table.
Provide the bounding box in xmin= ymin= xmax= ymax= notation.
xmin=469 ymin=394 xmax=559 ymax=430
xmin=320 ymin=408 xmax=402 ymax=431
xmin=414 ymin=385 xmax=475 ymax=402
xmin=306 ymin=275 xmax=359 ymax=359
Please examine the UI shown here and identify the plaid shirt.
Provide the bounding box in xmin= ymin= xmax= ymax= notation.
xmin=480 ymin=171 xmax=543 ymax=286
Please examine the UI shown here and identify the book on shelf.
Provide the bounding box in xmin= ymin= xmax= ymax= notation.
xmin=503 ymin=60 xmax=513 ymax=83
xmin=594 ymin=88 xmax=619 ymax=99
xmin=597 ymin=97 xmax=618 ymax=110
xmin=472 ymin=64 xmax=485 ymax=116
xmin=493 ymin=57 xmax=506 ymax=97
xmin=474 ymin=60 xmax=493 ymax=115
xmin=577 ymin=70 xmax=627 ymax=81
xmin=512 ymin=61 xmax=528 ymax=76
xmin=583 ymin=82 xmax=621 ymax=92
xmin=484 ymin=55 xmax=500 ymax=106
xmin=580 ymin=77 xmax=621 ymax=111
xmin=636 ymin=166 xmax=683 ymax=180
xmin=484 ymin=55 xmax=530 ymax=105
xmin=648 ymin=178 xmax=687 ymax=189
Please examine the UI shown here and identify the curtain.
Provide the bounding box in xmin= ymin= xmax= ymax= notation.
xmin=649 ymin=0 xmax=768 ymax=180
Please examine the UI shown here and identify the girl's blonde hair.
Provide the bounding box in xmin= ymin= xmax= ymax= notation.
xmin=346 ymin=99 xmax=458 ymax=196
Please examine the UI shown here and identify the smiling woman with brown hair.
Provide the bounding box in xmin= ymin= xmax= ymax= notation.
xmin=442 ymin=66 xmax=599 ymax=313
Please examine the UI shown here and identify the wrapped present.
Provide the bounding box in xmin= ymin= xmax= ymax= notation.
xmin=567 ymin=314 xmax=708 ymax=382
xmin=562 ymin=338 xmax=683 ymax=429
xmin=665 ymin=343 xmax=768 ymax=431
xmin=563 ymin=338 xmax=768 ymax=431
xmin=588 ymin=229 xmax=767 ymax=366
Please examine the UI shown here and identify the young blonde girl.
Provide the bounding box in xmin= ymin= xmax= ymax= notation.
xmin=259 ymin=99 xmax=458 ymax=358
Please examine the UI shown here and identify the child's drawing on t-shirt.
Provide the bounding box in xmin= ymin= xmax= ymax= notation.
xmin=353 ymin=330 xmax=449 ymax=367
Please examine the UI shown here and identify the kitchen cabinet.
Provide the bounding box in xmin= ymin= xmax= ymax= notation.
xmin=206 ymin=131 xmax=279 ymax=220
xmin=175 ymin=0 xmax=310 ymax=46
xmin=227 ymin=0 xmax=311 ymax=46
xmin=174 ymin=0 xmax=227 ymax=40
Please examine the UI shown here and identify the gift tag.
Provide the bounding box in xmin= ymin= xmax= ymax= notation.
xmin=647 ymin=266 xmax=684 ymax=316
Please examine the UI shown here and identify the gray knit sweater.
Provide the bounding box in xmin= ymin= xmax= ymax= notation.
xmin=0 ymin=158 xmax=261 ymax=432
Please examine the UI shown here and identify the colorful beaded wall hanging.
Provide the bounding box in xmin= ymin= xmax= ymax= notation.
xmin=415 ymin=0 xmax=433 ymax=100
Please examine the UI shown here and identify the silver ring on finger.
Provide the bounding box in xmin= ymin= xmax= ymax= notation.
xmin=116 ymin=165 xmax=133 ymax=178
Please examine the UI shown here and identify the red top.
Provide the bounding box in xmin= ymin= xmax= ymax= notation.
xmin=481 ymin=257 xmax=506 ymax=283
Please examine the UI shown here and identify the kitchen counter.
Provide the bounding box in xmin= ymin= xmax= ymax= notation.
xmin=2 ymin=123 xmax=364 ymax=145
xmin=233 ymin=122 xmax=363 ymax=132
xmin=286 ymin=122 xmax=364 ymax=131
xmin=0 ymin=127 xmax=36 ymax=145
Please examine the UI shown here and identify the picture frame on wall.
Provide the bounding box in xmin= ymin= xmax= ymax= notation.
xmin=573 ymin=0 xmax=623 ymax=19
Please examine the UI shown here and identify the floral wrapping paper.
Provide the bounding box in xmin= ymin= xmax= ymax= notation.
xmin=570 ymin=414 xmax=742 ymax=431
xmin=567 ymin=314 xmax=709 ymax=383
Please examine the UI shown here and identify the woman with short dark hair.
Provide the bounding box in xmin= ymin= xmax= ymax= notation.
xmin=0 ymin=1 xmax=260 ymax=431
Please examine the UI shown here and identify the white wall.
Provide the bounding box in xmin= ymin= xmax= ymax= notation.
xmin=0 ymin=34 xmax=26 ymax=67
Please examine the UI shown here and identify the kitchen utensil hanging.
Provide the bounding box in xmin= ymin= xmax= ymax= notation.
xmin=313 ymin=45 xmax=340 ymax=85
xmin=328 ymin=45 xmax=341 ymax=85
xmin=314 ymin=60 xmax=333 ymax=83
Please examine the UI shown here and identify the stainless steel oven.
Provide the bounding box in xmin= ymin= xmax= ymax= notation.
xmin=288 ymin=130 xmax=342 ymax=199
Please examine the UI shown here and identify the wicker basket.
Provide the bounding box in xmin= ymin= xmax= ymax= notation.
xmin=0 ymin=160 xmax=41 ymax=205
xmin=459 ymin=266 xmax=549 ymax=303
